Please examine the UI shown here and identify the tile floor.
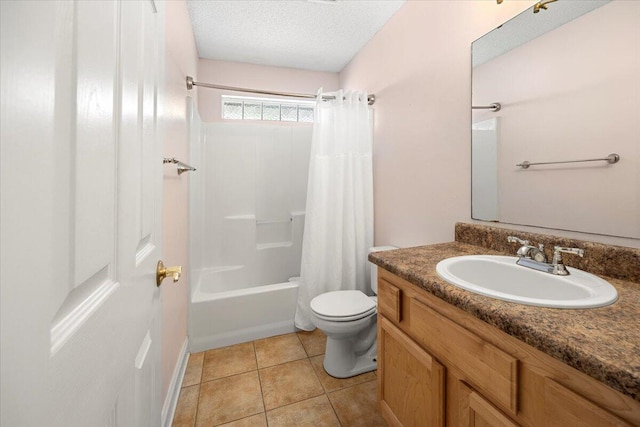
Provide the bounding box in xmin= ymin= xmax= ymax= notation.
xmin=172 ymin=329 xmax=387 ymax=427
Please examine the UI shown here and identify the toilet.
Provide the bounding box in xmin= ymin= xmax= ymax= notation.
xmin=309 ymin=246 xmax=397 ymax=378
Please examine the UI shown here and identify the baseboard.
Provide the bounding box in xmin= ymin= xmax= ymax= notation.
xmin=161 ymin=337 xmax=190 ymax=427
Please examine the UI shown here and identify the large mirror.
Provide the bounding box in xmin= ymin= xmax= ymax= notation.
xmin=471 ymin=0 xmax=639 ymax=239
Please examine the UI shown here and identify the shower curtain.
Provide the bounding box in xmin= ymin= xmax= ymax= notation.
xmin=294 ymin=89 xmax=374 ymax=331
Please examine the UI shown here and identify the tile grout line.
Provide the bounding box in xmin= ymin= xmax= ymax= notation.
xmin=252 ymin=340 xmax=269 ymax=426
xmin=295 ymin=331 xmax=311 ymax=358
xmin=306 ymin=338 xmax=339 ymax=419
xmin=195 ymin=356 xmax=204 ymax=427
xmin=199 ymin=352 xmax=205 ymax=385
xmin=304 ymin=343 xmax=344 ymax=426
xmin=193 ymin=351 xmax=205 ymax=427
xmin=192 ymin=383 xmax=199 ymax=427
xmin=301 ymin=330 xmax=344 ymax=425
xmin=325 ymin=383 xmax=344 ymax=426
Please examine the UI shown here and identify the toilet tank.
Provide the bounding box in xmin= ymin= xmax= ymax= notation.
xmin=369 ymin=246 xmax=397 ymax=294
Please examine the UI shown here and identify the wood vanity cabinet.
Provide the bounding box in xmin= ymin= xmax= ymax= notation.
xmin=376 ymin=268 xmax=640 ymax=427
xmin=378 ymin=316 xmax=444 ymax=426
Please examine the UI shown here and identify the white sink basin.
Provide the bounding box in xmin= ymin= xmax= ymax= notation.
xmin=436 ymin=255 xmax=618 ymax=308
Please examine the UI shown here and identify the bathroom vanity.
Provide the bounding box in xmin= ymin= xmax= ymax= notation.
xmin=371 ymin=224 xmax=640 ymax=426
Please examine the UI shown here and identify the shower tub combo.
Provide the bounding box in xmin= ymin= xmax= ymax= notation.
xmin=189 ymin=122 xmax=312 ymax=352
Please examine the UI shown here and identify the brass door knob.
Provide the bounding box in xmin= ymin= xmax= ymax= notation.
xmin=156 ymin=260 xmax=182 ymax=287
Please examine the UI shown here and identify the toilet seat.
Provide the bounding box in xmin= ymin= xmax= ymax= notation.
xmin=310 ymin=290 xmax=377 ymax=322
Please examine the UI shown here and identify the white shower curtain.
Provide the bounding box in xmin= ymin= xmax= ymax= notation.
xmin=294 ymin=89 xmax=374 ymax=331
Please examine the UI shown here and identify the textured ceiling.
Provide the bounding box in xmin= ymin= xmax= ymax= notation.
xmin=186 ymin=0 xmax=406 ymax=73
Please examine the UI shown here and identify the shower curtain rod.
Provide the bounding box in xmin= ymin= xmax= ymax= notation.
xmin=185 ymin=76 xmax=376 ymax=105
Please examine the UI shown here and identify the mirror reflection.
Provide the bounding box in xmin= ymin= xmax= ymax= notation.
xmin=471 ymin=0 xmax=639 ymax=239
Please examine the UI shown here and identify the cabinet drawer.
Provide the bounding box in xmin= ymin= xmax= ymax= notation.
xmin=544 ymin=379 xmax=631 ymax=426
xmin=378 ymin=277 xmax=402 ymax=323
xmin=409 ymin=298 xmax=518 ymax=415
xmin=459 ymin=381 xmax=519 ymax=427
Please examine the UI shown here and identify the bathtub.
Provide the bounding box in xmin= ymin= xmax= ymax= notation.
xmin=188 ymin=266 xmax=299 ymax=353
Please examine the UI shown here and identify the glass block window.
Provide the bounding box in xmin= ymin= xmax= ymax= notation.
xmin=222 ymin=101 xmax=242 ymax=120
xmin=221 ymin=96 xmax=314 ymax=123
xmin=263 ymin=103 xmax=280 ymax=121
xmin=243 ymin=102 xmax=262 ymax=120
xmin=298 ymin=106 xmax=314 ymax=123
xmin=280 ymin=105 xmax=298 ymax=122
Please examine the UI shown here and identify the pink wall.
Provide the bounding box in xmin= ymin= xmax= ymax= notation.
xmin=340 ymin=0 xmax=537 ymax=248
xmin=162 ymin=0 xmax=198 ymax=402
xmin=197 ymin=59 xmax=339 ymax=122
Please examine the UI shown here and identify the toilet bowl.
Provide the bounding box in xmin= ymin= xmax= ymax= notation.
xmin=309 ymin=246 xmax=397 ymax=378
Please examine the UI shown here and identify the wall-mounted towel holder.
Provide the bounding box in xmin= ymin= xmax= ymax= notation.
xmin=472 ymin=102 xmax=502 ymax=112
xmin=516 ymin=153 xmax=620 ymax=169
xmin=163 ymin=157 xmax=196 ymax=175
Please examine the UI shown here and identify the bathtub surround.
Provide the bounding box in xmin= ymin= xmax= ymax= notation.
xmin=295 ymin=90 xmax=374 ymax=331
xmin=189 ymin=122 xmax=312 ymax=351
xmin=194 ymin=123 xmax=310 ymax=278
xmin=369 ymin=222 xmax=640 ymax=401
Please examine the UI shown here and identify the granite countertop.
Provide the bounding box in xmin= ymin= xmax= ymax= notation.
xmin=369 ymin=242 xmax=640 ymax=401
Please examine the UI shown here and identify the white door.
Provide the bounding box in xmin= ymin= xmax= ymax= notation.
xmin=1 ymin=1 xmax=166 ymax=426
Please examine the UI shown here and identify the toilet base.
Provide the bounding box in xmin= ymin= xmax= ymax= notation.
xmin=310 ymin=299 xmax=378 ymax=379
xmin=323 ymin=339 xmax=377 ymax=378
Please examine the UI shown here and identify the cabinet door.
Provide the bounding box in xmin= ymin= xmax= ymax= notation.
xmin=544 ymin=379 xmax=632 ymax=427
xmin=458 ymin=382 xmax=519 ymax=427
xmin=378 ymin=316 xmax=445 ymax=427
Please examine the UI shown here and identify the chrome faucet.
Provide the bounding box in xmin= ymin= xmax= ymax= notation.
xmin=507 ymin=236 xmax=584 ymax=275
xmin=507 ymin=236 xmax=547 ymax=263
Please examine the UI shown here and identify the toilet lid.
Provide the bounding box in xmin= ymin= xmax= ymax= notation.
xmin=310 ymin=290 xmax=376 ymax=320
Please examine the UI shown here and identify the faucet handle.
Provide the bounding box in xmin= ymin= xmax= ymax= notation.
xmin=551 ymin=246 xmax=585 ymax=276
xmin=553 ymin=246 xmax=585 ymax=258
xmin=507 ymin=236 xmax=530 ymax=246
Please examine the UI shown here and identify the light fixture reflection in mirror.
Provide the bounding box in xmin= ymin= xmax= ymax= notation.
xmin=498 ymin=0 xmax=559 ymax=14
xmin=471 ymin=1 xmax=640 ymax=239
xmin=534 ymin=0 xmax=558 ymax=14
